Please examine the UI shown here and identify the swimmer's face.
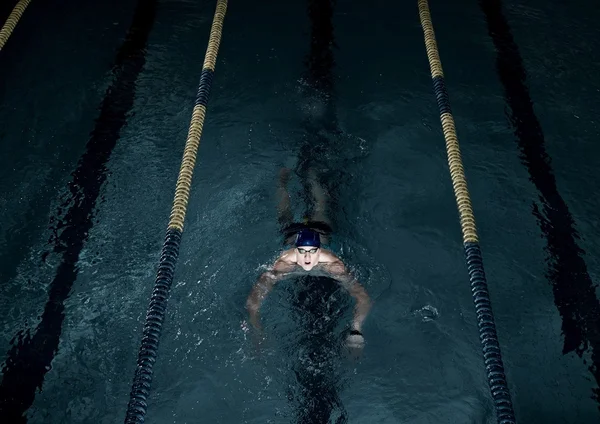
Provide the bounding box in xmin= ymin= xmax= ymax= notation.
xmin=296 ymin=246 xmax=320 ymax=271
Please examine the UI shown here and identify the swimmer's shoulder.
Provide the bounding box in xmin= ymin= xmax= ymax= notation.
xmin=276 ymin=248 xmax=298 ymax=266
xmin=318 ymin=248 xmax=342 ymax=265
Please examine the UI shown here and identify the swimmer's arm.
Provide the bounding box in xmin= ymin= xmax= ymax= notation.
xmin=327 ymin=261 xmax=372 ymax=333
xmin=246 ymin=257 xmax=295 ymax=330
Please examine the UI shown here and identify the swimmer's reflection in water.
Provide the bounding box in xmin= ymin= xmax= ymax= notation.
xmin=246 ymin=168 xmax=372 ymax=422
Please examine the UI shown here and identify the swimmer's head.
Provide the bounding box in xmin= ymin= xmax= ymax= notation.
xmin=295 ymin=229 xmax=321 ymax=271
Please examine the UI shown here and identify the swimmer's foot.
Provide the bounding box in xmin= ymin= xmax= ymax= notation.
xmin=307 ymin=168 xmax=329 ymax=196
xmin=307 ymin=167 xmax=318 ymax=183
xmin=279 ymin=167 xmax=291 ymax=187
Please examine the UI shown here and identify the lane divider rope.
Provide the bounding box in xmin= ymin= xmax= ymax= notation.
xmin=124 ymin=0 xmax=228 ymax=422
xmin=417 ymin=1 xmax=517 ymax=422
xmin=0 ymin=0 xmax=32 ymax=52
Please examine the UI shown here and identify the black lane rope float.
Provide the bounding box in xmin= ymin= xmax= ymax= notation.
xmin=124 ymin=1 xmax=227 ymax=422
xmin=0 ymin=0 xmax=30 ymax=52
xmin=478 ymin=0 xmax=600 ymax=407
xmin=417 ymin=1 xmax=516 ymax=423
xmin=0 ymin=0 xmax=157 ymax=422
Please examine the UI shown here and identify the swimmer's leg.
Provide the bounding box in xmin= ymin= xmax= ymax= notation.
xmin=307 ymin=168 xmax=332 ymax=245
xmin=277 ymin=167 xmax=294 ymax=229
xmin=307 ymin=168 xmax=329 ymax=225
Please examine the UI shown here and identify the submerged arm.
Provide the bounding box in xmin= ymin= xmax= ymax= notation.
xmin=246 ymin=258 xmax=294 ymax=330
xmin=328 ymin=262 xmax=372 ymax=333
xmin=246 ymin=271 xmax=277 ymax=330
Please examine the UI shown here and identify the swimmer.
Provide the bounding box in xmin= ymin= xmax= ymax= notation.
xmin=246 ymin=168 xmax=372 ymax=350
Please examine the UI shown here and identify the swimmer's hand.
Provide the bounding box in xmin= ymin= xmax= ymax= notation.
xmin=345 ymin=329 xmax=365 ymax=360
xmin=346 ymin=329 xmax=365 ymax=347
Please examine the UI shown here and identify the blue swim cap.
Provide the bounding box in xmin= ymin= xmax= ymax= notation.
xmin=295 ymin=228 xmax=321 ymax=248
